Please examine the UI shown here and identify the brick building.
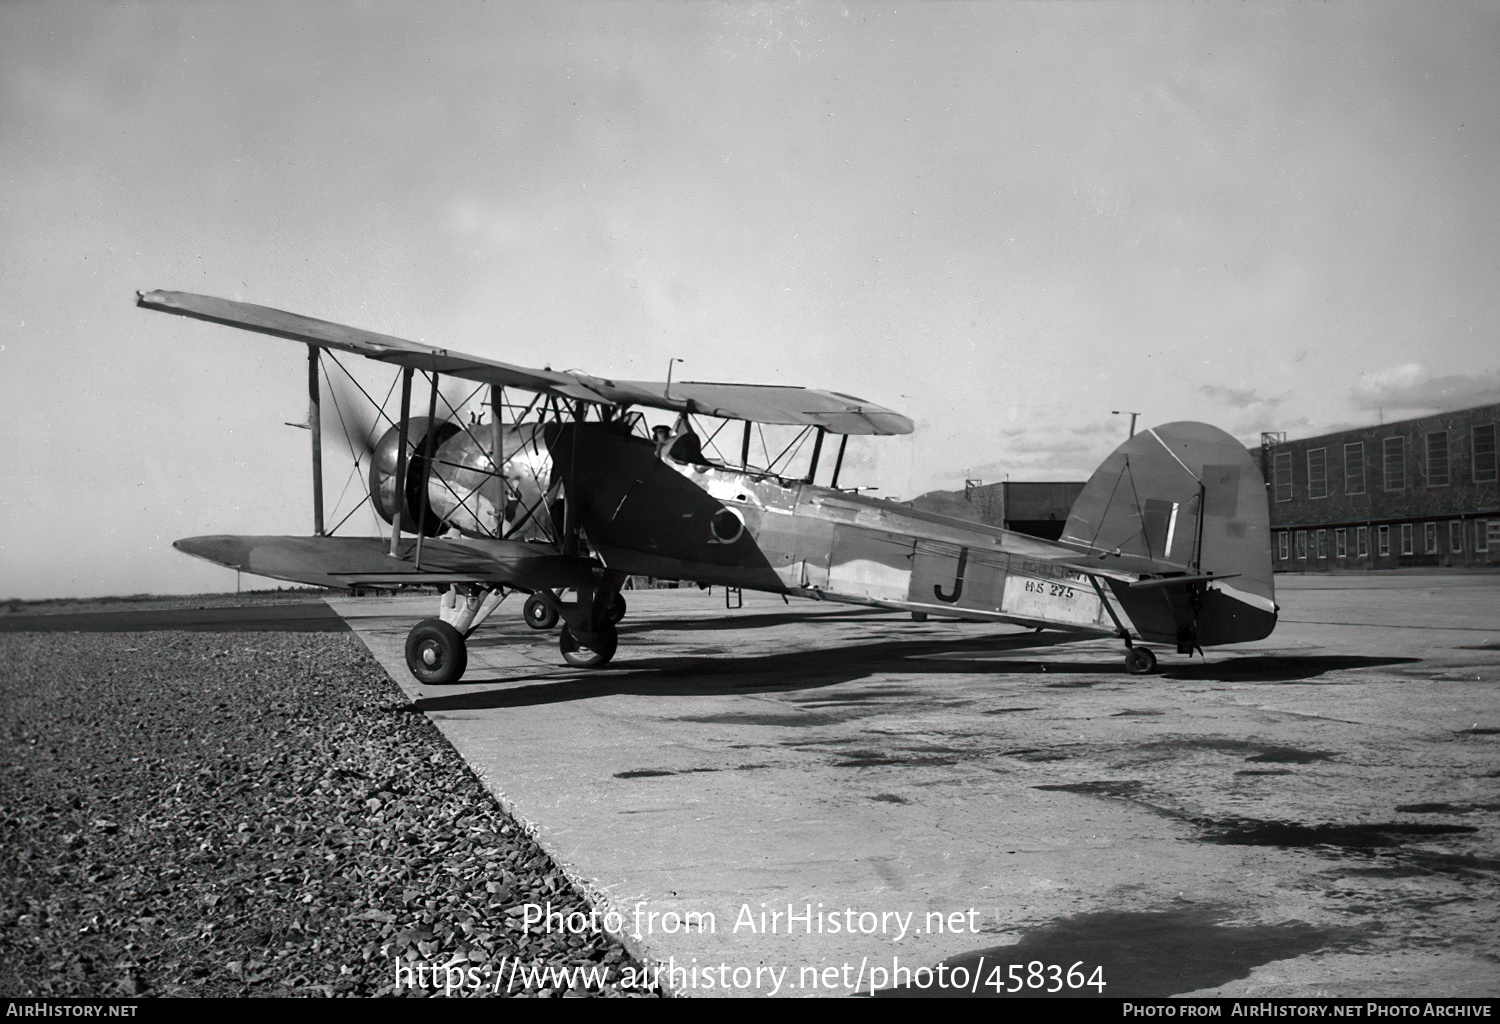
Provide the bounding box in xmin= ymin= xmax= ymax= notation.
xmin=1260 ymin=402 xmax=1499 ymax=570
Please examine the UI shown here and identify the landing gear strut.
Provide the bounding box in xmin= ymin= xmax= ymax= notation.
xmin=403 ymin=585 xmax=508 ymax=685
xmin=525 ymin=590 xmax=624 ymax=628
xmin=1085 ymin=575 xmax=1158 ymax=676
xmin=533 ymin=574 xmax=626 ymax=669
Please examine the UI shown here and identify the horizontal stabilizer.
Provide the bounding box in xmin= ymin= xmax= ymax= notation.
xmin=1127 ymin=572 xmax=1241 ymax=591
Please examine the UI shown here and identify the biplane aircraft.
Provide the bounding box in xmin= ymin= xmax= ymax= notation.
xmin=137 ymin=290 xmax=1277 ymax=684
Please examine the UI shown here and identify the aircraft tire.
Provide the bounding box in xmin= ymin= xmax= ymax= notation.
xmin=524 ymin=593 xmax=559 ymax=630
xmin=560 ymin=620 xmax=618 ymax=668
xmin=609 ymin=593 xmax=627 ymax=623
xmin=911 ymin=612 xmax=928 ymax=622
xmin=1126 ymin=646 xmax=1157 ymax=675
xmin=405 ymin=618 xmax=468 ymax=685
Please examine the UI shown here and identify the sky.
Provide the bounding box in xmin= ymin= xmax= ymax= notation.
xmin=3 ymin=1 xmax=1499 ymax=599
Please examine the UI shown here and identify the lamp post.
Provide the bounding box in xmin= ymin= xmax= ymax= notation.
xmin=1112 ymin=410 xmax=1140 ymax=438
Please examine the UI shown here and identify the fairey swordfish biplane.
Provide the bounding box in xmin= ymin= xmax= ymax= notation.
xmin=137 ymin=290 xmax=1277 ymax=684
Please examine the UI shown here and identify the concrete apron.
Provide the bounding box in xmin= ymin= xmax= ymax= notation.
xmin=328 ymin=579 xmax=1500 ymax=998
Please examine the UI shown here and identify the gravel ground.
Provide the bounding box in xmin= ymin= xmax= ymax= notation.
xmin=0 ymin=630 xmax=658 ymax=998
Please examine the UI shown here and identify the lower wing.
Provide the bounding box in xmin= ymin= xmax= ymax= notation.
xmin=174 ymin=535 xmax=596 ymax=591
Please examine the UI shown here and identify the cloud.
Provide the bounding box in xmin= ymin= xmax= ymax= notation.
xmin=1350 ymin=364 xmax=1500 ymax=413
xmin=949 ymin=434 xmax=1110 ymax=482
xmin=1002 ymin=434 xmax=1098 ymax=457
xmin=1233 ymin=413 xmax=1310 ymax=442
xmin=1198 ymin=384 xmax=1282 ymax=409
xmin=1069 ymin=421 xmax=1117 ymax=437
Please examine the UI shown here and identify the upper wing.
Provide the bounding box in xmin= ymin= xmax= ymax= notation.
xmin=584 ymin=380 xmax=912 ymax=435
xmin=137 ymin=289 xmax=913 ymax=435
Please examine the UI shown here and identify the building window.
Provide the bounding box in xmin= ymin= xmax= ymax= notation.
xmin=1307 ymin=448 xmax=1328 ymax=499
xmin=1383 ymin=436 xmax=1405 ymax=491
xmin=1479 ymin=521 xmax=1490 ymax=554
xmin=1316 ymin=529 xmax=1327 ymax=558
xmin=1450 ymin=521 xmax=1463 ymax=554
xmin=1277 ymin=532 xmax=1290 ymax=561
xmin=1424 ymin=522 xmax=1437 ymax=554
xmin=1378 ymin=525 xmax=1390 ymax=556
xmin=1274 ymin=451 xmax=1293 ymax=502
xmin=1344 ymin=442 xmax=1365 ymax=494
xmin=1475 ymin=424 xmax=1497 ymax=483
xmin=1335 ymin=528 xmax=1347 ymax=558
xmin=1295 ymin=530 xmax=1307 ymax=560
xmin=1426 ymin=431 xmax=1449 ymax=487
xmin=1401 ymin=523 xmax=1413 ymax=555
xmin=1356 ymin=525 xmax=1368 ymax=557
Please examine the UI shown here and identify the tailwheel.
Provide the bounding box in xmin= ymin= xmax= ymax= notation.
xmin=1125 ymin=646 xmax=1157 ymax=675
xmin=524 ymin=593 xmax=559 ymax=630
xmin=405 ymin=618 xmax=468 ymax=684
xmin=559 ymin=620 xmax=618 ymax=668
xmin=609 ymin=593 xmax=627 ymax=623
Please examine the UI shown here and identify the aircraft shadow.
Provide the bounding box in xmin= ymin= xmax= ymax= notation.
xmin=417 ymin=631 xmax=1112 ymax=711
xmin=1160 ymin=655 xmax=1420 ymax=682
xmin=614 ymin=608 xmax=894 ymax=635
xmin=415 ymin=643 xmax=1427 ymax=712
xmin=466 ymin=610 xmax=943 ymax=650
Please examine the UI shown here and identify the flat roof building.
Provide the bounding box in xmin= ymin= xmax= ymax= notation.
xmin=1260 ymin=402 xmax=1499 ymax=570
xmin=907 ymin=480 xmax=1086 ymax=541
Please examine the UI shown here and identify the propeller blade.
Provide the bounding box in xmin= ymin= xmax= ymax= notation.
xmin=323 ymin=369 xmax=380 ymax=460
xmin=436 ymin=377 xmax=487 ymax=426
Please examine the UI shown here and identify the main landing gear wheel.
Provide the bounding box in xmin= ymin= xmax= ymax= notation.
xmin=524 ymin=594 xmax=559 ymax=630
xmin=609 ymin=593 xmax=627 ymax=624
xmin=405 ymin=618 xmax=468 ymax=685
xmin=559 ymin=620 xmax=618 ymax=668
xmin=1126 ymin=646 xmax=1157 ymax=675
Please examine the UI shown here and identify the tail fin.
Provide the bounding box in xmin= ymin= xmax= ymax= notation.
xmin=1061 ymin=422 xmax=1276 ymax=647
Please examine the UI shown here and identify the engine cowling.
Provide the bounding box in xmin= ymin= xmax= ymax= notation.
xmin=368 ymin=417 xmax=458 ymax=534
xmin=368 ymin=419 xmax=553 ymax=539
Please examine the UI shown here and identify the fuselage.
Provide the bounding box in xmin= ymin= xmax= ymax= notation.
xmin=550 ymin=423 xmax=1276 ymax=647
xmin=400 ymin=420 xmax=1276 ymax=648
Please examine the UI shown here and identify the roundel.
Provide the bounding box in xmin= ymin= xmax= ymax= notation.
xmin=710 ymin=507 xmax=745 ymax=544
